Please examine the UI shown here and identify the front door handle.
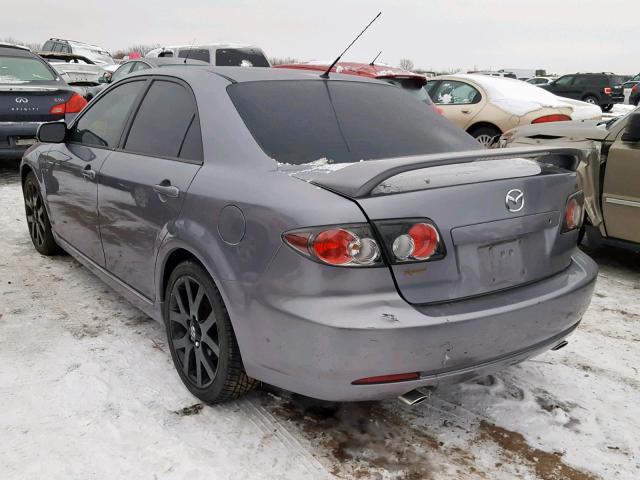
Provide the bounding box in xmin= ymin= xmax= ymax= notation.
xmin=82 ymin=164 xmax=96 ymax=181
xmin=153 ymin=181 xmax=180 ymax=198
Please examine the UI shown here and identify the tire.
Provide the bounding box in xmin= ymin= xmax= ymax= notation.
xmin=22 ymin=172 xmax=61 ymax=255
xmin=582 ymin=95 xmax=598 ymax=105
xmin=469 ymin=126 xmax=501 ymax=148
xmin=163 ymin=261 xmax=257 ymax=404
xmin=601 ymin=104 xmax=613 ymax=112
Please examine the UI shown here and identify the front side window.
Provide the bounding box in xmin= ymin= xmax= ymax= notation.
xmin=431 ymin=81 xmax=481 ymax=105
xmin=0 ymin=56 xmax=56 ymax=83
xmin=111 ymin=62 xmax=134 ymax=82
xmin=124 ymin=80 xmax=201 ymax=160
xmin=69 ymin=80 xmax=144 ymax=148
xmin=229 ymin=80 xmax=479 ymax=165
xmin=554 ymin=75 xmax=574 ymax=87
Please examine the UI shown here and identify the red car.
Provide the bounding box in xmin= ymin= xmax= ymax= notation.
xmin=275 ymin=61 xmax=442 ymax=114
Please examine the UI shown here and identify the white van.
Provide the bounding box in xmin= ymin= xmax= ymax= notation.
xmin=145 ymin=44 xmax=270 ymax=67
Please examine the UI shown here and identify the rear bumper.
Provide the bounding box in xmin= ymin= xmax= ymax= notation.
xmin=229 ymin=249 xmax=597 ymax=401
xmin=0 ymin=122 xmax=40 ymax=160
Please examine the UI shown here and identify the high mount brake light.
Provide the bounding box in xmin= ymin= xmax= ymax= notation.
xmin=283 ymin=224 xmax=381 ymax=267
xmin=49 ymin=92 xmax=87 ymax=115
xmin=531 ymin=114 xmax=571 ymax=124
xmin=562 ymin=191 xmax=585 ymax=233
xmin=374 ymin=219 xmax=445 ymax=264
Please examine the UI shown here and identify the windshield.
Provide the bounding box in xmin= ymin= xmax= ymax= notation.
xmin=228 ymin=80 xmax=479 ymax=165
xmin=0 ymin=56 xmax=56 ymax=83
xmin=216 ymin=48 xmax=269 ymax=67
xmin=381 ymin=77 xmax=433 ymax=104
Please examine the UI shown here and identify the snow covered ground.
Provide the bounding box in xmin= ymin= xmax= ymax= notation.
xmin=0 ymin=163 xmax=638 ymax=479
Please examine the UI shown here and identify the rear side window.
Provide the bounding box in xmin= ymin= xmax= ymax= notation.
xmin=229 ymin=80 xmax=479 ymax=165
xmin=215 ymin=48 xmax=269 ymax=67
xmin=42 ymin=41 xmax=54 ymax=51
xmin=431 ymin=80 xmax=480 ymax=105
xmin=124 ymin=80 xmax=202 ymax=161
xmin=69 ymin=80 xmax=145 ymax=148
xmin=179 ymin=49 xmax=210 ymax=63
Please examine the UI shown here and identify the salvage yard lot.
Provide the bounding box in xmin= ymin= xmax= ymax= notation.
xmin=0 ymin=163 xmax=638 ymax=479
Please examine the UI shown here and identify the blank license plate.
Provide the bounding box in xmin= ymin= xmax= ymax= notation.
xmin=15 ymin=138 xmax=37 ymax=146
xmin=481 ymin=239 xmax=525 ymax=286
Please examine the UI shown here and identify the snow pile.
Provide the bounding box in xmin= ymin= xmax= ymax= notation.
xmin=555 ymin=97 xmax=603 ymax=121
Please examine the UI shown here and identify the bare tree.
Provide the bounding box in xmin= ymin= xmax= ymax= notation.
xmin=399 ymin=58 xmax=415 ymax=71
xmin=0 ymin=37 xmax=41 ymax=51
xmin=268 ymin=57 xmax=300 ymax=66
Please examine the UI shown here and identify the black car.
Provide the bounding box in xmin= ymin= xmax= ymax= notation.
xmin=0 ymin=44 xmax=86 ymax=160
xmin=623 ymin=74 xmax=640 ymax=106
xmin=541 ymin=72 xmax=625 ymax=112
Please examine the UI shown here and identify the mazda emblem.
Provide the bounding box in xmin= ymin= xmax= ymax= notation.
xmin=505 ymin=189 xmax=525 ymax=212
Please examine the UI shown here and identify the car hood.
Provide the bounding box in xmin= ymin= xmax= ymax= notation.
xmin=502 ymin=120 xmax=609 ymax=142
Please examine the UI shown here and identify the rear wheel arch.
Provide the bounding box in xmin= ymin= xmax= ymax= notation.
xmin=20 ymin=164 xmax=34 ymax=187
xmin=467 ymin=121 xmax=502 ymax=136
xmin=160 ymin=247 xmax=210 ymax=303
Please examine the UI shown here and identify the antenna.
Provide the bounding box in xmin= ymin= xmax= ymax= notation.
xmin=369 ymin=50 xmax=382 ymax=66
xmin=320 ymin=12 xmax=382 ymax=79
xmin=183 ymin=38 xmax=197 ymax=64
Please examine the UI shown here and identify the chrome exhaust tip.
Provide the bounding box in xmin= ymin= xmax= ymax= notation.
xmin=398 ymin=388 xmax=429 ymax=406
xmin=551 ymin=340 xmax=569 ymax=351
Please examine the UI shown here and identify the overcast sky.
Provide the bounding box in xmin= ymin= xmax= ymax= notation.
xmin=2 ymin=0 xmax=636 ymax=74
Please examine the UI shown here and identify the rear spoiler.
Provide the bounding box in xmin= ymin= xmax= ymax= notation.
xmin=311 ymin=146 xmax=586 ymax=198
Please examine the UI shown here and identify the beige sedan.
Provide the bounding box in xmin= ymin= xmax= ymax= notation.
xmin=426 ymin=74 xmax=578 ymax=146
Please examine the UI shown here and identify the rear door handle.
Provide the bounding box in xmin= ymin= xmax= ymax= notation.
xmin=82 ymin=165 xmax=96 ymax=181
xmin=153 ymin=182 xmax=180 ymax=198
xmin=461 ymin=109 xmax=472 ymax=114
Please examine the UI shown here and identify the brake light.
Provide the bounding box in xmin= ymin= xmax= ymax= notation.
xmin=283 ymin=224 xmax=381 ymax=266
xmin=603 ymin=87 xmax=612 ymax=95
xmin=562 ymin=192 xmax=585 ymax=233
xmin=531 ymin=114 xmax=571 ymax=124
xmin=49 ymin=93 xmax=88 ymax=115
xmin=352 ymin=372 xmax=420 ymax=385
xmin=375 ymin=219 xmax=445 ymax=263
xmin=632 ymin=85 xmax=638 ymax=93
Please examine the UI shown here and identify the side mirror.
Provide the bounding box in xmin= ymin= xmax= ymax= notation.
xmin=622 ymin=113 xmax=640 ymax=142
xmin=98 ymin=72 xmax=112 ymax=84
xmin=37 ymin=122 xmax=67 ymax=143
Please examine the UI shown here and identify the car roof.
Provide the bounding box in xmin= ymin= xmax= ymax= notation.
xmin=129 ymin=65 xmax=385 ymax=85
xmin=131 ymin=57 xmax=208 ymax=67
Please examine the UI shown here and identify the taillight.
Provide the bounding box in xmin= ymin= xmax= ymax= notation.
xmin=632 ymin=85 xmax=638 ymax=93
xmin=603 ymin=87 xmax=612 ymax=95
xmin=374 ymin=219 xmax=445 ymax=264
xmin=531 ymin=114 xmax=571 ymax=124
xmin=562 ymin=192 xmax=585 ymax=233
xmin=49 ymin=92 xmax=88 ymax=115
xmin=283 ymin=224 xmax=381 ymax=267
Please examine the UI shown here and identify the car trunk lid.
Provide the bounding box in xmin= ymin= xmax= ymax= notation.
xmin=0 ymin=86 xmax=71 ymax=122
xmin=292 ymin=146 xmax=584 ymax=304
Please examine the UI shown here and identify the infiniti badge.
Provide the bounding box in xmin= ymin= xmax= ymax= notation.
xmin=15 ymin=97 xmax=29 ymax=103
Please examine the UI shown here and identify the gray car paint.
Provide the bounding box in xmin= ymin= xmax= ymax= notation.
xmin=21 ymin=66 xmax=598 ymax=401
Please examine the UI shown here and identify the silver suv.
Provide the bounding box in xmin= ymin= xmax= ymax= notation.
xmin=41 ymin=38 xmax=115 ymax=67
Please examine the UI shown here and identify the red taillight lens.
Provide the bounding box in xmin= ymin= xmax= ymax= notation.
xmin=562 ymin=192 xmax=585 ymax=233
xmin=283 ymin=224 xmax=381 ymax=267
xmin=632 ymin=85 xmax=638 ymax=93
xmin=313 ymin=229 xmax=358 ymax=265
xmin=375 ymin=219 xmax=445 ymax=264
xmin=408 ymin=223 xmax=439 ymax=260
xmin=352 ymin=372 xmax=420 ymax=385
xmin=531 ymin=114 xmax=572 ymax=124
xmin=603 ymin=87 xmax=612 ymax=95
xmin=49 ymin=92 xmax=88 ymax=115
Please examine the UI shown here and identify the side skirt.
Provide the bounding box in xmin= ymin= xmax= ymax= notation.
xmin=54 ymin=234 xmax=162 ymax=323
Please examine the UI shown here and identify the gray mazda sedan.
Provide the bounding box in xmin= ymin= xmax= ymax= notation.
xmin=21 ymin=66 xmax=597 ymax=404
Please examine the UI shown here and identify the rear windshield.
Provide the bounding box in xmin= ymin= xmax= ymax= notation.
xmin=216 ymin=48 xmax=269 ymax=67
xmin=381 ymin=77 xmax=433 ymax=104
xmin=0 ymin=56 xmax=56 ymax=83
xmin=228 ymin=80 xmax=478 ymax=164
